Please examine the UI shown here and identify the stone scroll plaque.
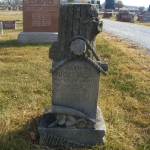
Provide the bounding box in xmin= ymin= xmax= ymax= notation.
xmin=23 ymin=0 xmax=60 ymax=32
xmin=52 ymin=60 xmax=100 ymax=121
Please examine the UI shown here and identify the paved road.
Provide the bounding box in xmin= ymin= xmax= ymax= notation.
xmin=102 ymin=19 xmax=150 ymax=54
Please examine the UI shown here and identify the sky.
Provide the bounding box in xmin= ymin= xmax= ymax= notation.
xmin=101 ymin=0 xmax=150 ymax=7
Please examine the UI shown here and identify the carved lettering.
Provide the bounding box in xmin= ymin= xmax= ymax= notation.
xmin=66 ymin=140 xmax=73 ymax=147
xmin=42 ymin=133 xmax=85 ymax=148
xmin=51 ymin=136 xmax=60 ymax=146
xmin=58 ymin=138 xmax=67 ymax=147
xmin=47 ymin=134 xmax=53 ymax=144
xmin=32 ymin=13 xmax=51 ymax=26
xmin=52 ymin=60 xmax=100 ymax=120
xmin=24 ymin=0 xmax=59 ymax=6
xmin=26 ymin=7 xmax=58 ymax=11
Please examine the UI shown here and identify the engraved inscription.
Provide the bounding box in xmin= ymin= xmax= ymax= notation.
xmin=53 ymin=64 xmax=97 ymax=103
xmin=42 ymin=133 xmax=85 ymax=148
xmin=24 ymin=0 xmax=59 ymax=6
xmin=32 ymin=13 xmax=51 ymax=26
xmin=26 ymin=7 xmax=58 ymax=11
xmin=52 ymin=60 xmax=100 ymax=119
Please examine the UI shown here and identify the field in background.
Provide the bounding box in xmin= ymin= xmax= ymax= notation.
xmin=0 ymin=12 xmax=150 ymax=150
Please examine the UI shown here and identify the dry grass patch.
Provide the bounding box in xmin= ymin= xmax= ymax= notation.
xmin=0 ymin=11 xmax=22 ymax=20
xmin=97 ymin=32 xmax=150 ymax=150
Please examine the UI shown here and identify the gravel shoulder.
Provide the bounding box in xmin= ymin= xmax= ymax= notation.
xmin=102 ymin=19 xmax=150 ymax=54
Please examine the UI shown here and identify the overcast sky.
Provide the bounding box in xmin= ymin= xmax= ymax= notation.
xmin=101 ymin=0 xmax=150 ymax=7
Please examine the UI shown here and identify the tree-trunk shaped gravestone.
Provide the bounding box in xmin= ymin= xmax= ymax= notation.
xmin=38 ymin=3 xmax=108 ymax=148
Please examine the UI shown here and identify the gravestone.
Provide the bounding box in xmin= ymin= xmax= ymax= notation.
xmin=0 ymin=21 xmax=16 ymax=29
xmin=17 ymin=0 xmax=60 ymax=43
xmin=137 ymin=15 xmax=143 ymax=21
xmin=38 ymin=3 xmax=108 ymax=148
xmin=0 ymin=22 xmax=3 ymax=34
xmin=121 ymin=14 xmax=132 ymax=22
xmin=117 ymin=12 xmax=129 ymax=21
xmin=102 ymin=13 xmax=111 ymax=18
xmin=130 ymin=14 xmax=135 ymax=23
xmin=141 ymin=11 xmax=150 ymax=22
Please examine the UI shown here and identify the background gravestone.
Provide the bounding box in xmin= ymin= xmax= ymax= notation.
xmin=23 ymin=0 xmax=59 ymax=32
xmin=137 ymin=15 xmax=143 ymax=21
xmin=0 ymin=22 xmax=3 ymax=34
xmin=17 ymin=0 xmax=60 ymax=43
xmin=130 ymin=14 xmax=135 ymax=23
xmin=141 ymin=11 xmax=150 ymax=22
xmin=0 ymin=21 xmax=16 ymax=29
xmin=39 ymin=3 xmax=108 ymax=148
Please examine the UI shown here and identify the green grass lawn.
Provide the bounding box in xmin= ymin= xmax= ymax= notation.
xmin=0 ymin=11 xmax=150 ymax=150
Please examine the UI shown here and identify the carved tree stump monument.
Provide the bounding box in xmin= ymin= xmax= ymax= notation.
xmin=39 ymin=3 xmax=108 ymax=148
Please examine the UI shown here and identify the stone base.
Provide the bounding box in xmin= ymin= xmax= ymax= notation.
xmin=38 ymin=106 xmax=106 ymax=148
xmin=17 ymin=32 xmax=58 ymax=44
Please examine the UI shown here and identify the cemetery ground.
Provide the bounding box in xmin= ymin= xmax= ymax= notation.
xmin=0 ymin=12 xmax=150 ymax=150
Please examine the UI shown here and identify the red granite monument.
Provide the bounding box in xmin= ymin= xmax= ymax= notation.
xmin=23 ymin=0 xmax=60 ymax=32
xmin=18 ymin=0 xmax=60 ymax=43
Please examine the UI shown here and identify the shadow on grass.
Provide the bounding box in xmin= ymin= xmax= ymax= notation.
xmin=0 ymin=115 xmax=42 ymax=150
xmin=0 ymin=40 xmax=51 ymax=48
xmin=0 ymin=115 xmax=106 ymax=150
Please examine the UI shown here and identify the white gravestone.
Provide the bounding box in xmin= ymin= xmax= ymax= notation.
xmin=0 ymin=22 xmax=3 ymax=34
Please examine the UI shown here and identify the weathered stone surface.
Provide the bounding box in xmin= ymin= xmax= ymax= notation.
xmin=71 ymin=39 xmax=86 ymax=55
xmin=141 ymin=12 xmax=150 ymax=22
xmin=0 ymin=21 xmax=16 ymax=29
xmin=39 ymin=4 xmax=107 ymax=148
xmin=23 ymin=0 xmax=60 ymax=32
xmin=52 ymin=60 xmax=100 ymax=121
xmin=0 ymin=22 xmax=3 ymax=34
xmin=38 ymin=106 xmax=106 ymax=148
xmin=49 ymin=4 xmax=103 ymax=61
xmin=17 ymin=32 xmax=58 ymax=44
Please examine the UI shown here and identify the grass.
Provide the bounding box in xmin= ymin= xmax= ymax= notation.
xmin=0 ymin=11 xmax=150 ymax=150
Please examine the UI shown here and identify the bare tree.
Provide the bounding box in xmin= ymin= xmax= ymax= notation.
xmin=115 ymin=0 xmax=124 ymax=10
xmin=138 ymin=7 xmax=145 ymax=13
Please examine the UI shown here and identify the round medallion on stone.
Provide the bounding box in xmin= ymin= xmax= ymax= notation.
xmin=71 ymin=39 xmax=86 ymax=55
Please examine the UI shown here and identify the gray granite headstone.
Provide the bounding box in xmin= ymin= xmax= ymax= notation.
xmin=141 ymin=11 xmax=150 ymax=22
xmin=52 ymin=60 xmax=100 ymax=121
xmin=38 ymin=3 xmax=107 ymax=148
xmin=0 ymin=22 xmax=3 ymax=34
xmin=130 ymin=14 xmax=135 ymax=23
